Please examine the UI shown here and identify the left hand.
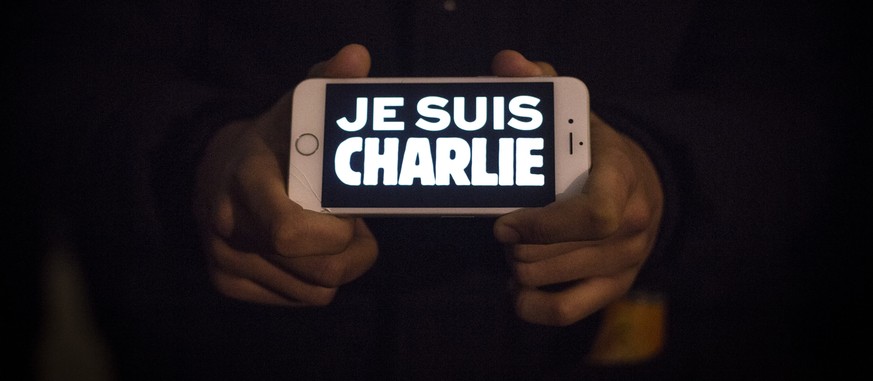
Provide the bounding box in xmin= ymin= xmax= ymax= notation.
xmin=491 ymin=50 xmax=665 ymax=326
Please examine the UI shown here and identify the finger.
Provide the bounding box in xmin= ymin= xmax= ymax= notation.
xmin=234 ymin=150 xmax=356 ymax=257
xmin=491 ymin=49 xmax=557 ymax=77
xmin=511 ymin=241 xmax=588 ymax=263
xmin=207 ymin=239 xmax=339 ymax=306
xmin=512 ymin=235 xmax=649 ymax=288
xmin=505 ymin=182 xmax=654 ymax=259
xmin=308 ymin=43 xmax=371 ymax=78
xmin=494 ymin=188 xmax=625 ymax=245
xmin=514 ymin=272 xmax=636 ymax=327
xmin=265 ymin=219 xmax=379 ymax=287
xmin=494 ymin=122 xmax=635 ymax=245
xmin=209 ymin=270 xmax=315 ymax=306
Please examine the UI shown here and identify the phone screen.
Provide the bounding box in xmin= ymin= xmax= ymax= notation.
xmin=320 ymin=82 xmax=556 ymax=209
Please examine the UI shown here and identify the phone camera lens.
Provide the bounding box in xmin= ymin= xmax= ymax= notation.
xmin=568 ymin=119 xmax=574 ymax=124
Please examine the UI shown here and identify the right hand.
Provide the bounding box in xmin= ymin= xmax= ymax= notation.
xmin=193 ymin=44 xmax=378 ymax=306
xmin=491 ymin=50 xmax=665 ymax=326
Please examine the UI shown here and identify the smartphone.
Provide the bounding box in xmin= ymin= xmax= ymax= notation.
xmin=288 ymin=76 xmax=590 ymax=216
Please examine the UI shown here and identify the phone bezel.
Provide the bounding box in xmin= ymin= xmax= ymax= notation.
xmin=288 ymin=76 xmax=590 ymax=216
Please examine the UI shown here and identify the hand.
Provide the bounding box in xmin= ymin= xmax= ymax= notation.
xmin=492 ymin=50 xmax=664 ymax=326
xmin=193 ymin=44 xmax=378 ymax=306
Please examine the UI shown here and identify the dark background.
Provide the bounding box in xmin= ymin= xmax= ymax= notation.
xmin=7 ymin=1 xmax=870 ymax=380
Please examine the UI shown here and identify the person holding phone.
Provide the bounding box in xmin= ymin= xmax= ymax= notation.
xmin=16 ymin=1 xmax=859 ymax=380
xmin=196 ymin=43 xmax=661 ymax=328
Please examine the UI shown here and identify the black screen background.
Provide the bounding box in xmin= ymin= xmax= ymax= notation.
xmin=322 ymin=82 xmax=555 ymax=208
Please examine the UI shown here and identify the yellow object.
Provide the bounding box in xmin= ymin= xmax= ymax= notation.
xmin=586 ymin=291 xmax=666 ymax=365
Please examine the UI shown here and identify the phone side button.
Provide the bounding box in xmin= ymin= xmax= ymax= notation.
xmin=295 ymin=133 xmax=320 ymax=156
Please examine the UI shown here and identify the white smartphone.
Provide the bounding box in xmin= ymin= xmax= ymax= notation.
xmin=288 ymin=76 xmax=591 ymax=216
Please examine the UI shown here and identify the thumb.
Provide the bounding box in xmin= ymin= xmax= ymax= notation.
xmin=493 ymin=194 xmax=618 ymax=245
xmin=491 ymin=49 xmax=557 ymax=77
xmin=308 ymin=43 xmax=371 ymax=78
xmin=493 ymin=198 xmax=584 ymax=245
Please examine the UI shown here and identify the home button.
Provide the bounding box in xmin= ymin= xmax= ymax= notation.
xmin=295 ymin=133 xmax=319 ymax=156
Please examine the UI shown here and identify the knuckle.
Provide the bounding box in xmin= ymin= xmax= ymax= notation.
xmin=305 ymin=287 xmax=338 ymax=307
xmin=515 ymin=289 xmax=582 ymax=327
xmin=208 ymin=245 xmax=242 ymax=273
xmin=310 ymin=257 xmax=347 ymax=288
xmin=513 ymin=262 xmax=541 ymax=287
xmin=210 ymin=197 xmax=236 ymax=238
xmin=271 ymin=219 xmax=304 ymax=256
xmin=548 ymin=299 xmax=582 ymax=327
xmin=586 ymin=203 xmax=622 ymax=237
xmin=624 ymin=198 xmax=654 ymax=233
xmin=209 ymin=270 xmax=250 ymax=301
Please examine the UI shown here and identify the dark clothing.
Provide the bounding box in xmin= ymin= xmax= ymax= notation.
xmin=13 ymin=1 xmax=866 ymax=380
